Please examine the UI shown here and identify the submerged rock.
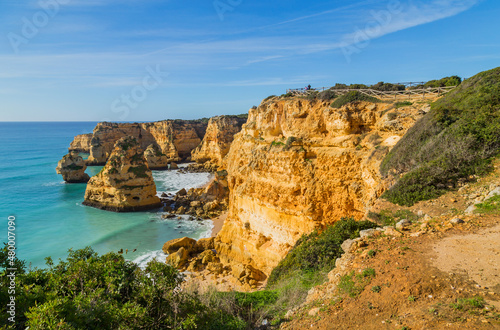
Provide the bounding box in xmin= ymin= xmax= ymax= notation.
xmin=82 ymin=136 xmax=162 ymax=212
xmin=56 ymin=151 xmax=90 ymax=183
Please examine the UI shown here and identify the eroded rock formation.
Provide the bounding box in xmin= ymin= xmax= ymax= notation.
xmin=191 ymin=115 xmax=247 ymax=167
xmin=209 ymin=98 xmax=427 ymax=282
xmin=85 ymin=120 xmax=207 ymax=165
xmin=69 ymin=133 xmax=92 ymax=153
xmin=83 ymin=136 xmax=162 ymax=212
xmin=144 ymin=144 xmax=169 ymax=170
xmin=56 ymin=151 xmax=90 ymax=183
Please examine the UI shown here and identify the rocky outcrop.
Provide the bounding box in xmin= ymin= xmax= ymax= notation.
xmin=191 ymin=115 xmax=247 ymax=167
xmin=56 ymin=151 xmax=90 ymax=183
xmin=144 ymin=144 xmax=169 ymax=170
xmin=211 ymin=98 xmax=426 ymax=278
xmin=163 ymin=237 xmax=217 ymax=270
xmin=69 ymin=133 xmax=92 ymax=153
xmin=83 ymin=136 xmax=162 ymax=212
xmin=163 ymin=170 xmax=230 ymax=218
xmin=85 ymin=120 xmax=208 ymax=165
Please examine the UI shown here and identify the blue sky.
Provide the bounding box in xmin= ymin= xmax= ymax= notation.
xmin=0 ymin=0 xmax=499 ymax=122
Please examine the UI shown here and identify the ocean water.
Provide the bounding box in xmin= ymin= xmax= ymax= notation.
xmin=0 ymin=122 xmax=213 ymax=268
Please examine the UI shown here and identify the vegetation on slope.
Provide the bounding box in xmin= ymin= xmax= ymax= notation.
xmin=202 ymin=217 xmax=376 ymax=327
xmin=0 ymin=246 xmax=242 ymax=329
xmin=0 ymin=218 xmax=376 ymax=329
xmin=331 ymin=91 xmax=382 ymax=108
xmin=410 ymin=75 xmax=462 ymax=89
xmin=381 ymin=67 xmax=500 ymax=206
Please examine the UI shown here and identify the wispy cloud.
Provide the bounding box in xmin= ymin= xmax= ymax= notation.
xmin=340 ymin=0 xmax=480 ymax=48
xmin=0 ymin=0 xmax=481 ymax=93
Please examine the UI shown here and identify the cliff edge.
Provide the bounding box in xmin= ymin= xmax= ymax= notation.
xmin=212 ymin=97 xmax=428 ymax=283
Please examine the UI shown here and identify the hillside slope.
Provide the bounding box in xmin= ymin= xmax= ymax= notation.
xmin=381 ymin=67 xmax=500 ymax=206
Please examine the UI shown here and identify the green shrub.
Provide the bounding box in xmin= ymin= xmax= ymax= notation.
xmin=424 ymin=75 xmax=462 ymax=88
xmin=475 ymin=195 xmax=500 ymax=214
xmin=1 ymin=246 xmax=243 ymax=329
xmin=128 ymin=165 xmax=149 ymax=178
xmin=270 ymin=140 xmax=285 ymax=148
xmin=338 ymin=272 xmax=360 ymax=297
xmin=235 ymin=113 xmax=248 ymax=119
xmin=381 ymin=67 xmax=500 ymax=206
xmin=394 ymin=101 xmax=413 ymax=108
xmin=263 ymin=95 xmax=276 ymax=102
xmin=268 ymin=217 xmax=376 ymax=285
xmin=348 ymin=83 xmax=369 ymax=90
xmin=331 ymin=91 xmax=381 ymax=108
xmin=284 ymin=136 xmax=298 ymax=150
xmin=371 ymin=82 xmax=405 ymax=91
xmin=67 ymin=164 xmax=84 ymax=170
xmin=368 ymin=209 xmax=418 ymax=226
xmin=338 ymin=268 xmax=376 ymax=297
xmin=331 ymin=83 xmax=348 ymax=89
xmin=318 ymin=88 xmax=338 ymax=101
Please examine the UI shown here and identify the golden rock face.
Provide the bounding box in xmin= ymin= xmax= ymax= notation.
xmin=83 ymin=136 xmax=162 ymax=212
xmin=144 ymin=144 xmax=170 ymax=170
xmin=68 ymin=133 xmax=93 ymax=153
xmin=214 ymin=98 xmax=425 ymax=276
xmin=86 ymin=121 xmax=207 ymax=165
xmin=56 ymin=151 xmax=90 ymax=183
xmin=191 ymin=115 xmax=246 ymax=167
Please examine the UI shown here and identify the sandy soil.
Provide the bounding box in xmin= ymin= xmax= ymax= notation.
xmin=211 ymin=212 xmax=227 ymax=237
xmin=283 ymin=218 xmax=500 ymax=329
xmin=283 ymin=162 xmax=500 ymax=329
xmin=432 ymin=224 xmax=500 ymax=290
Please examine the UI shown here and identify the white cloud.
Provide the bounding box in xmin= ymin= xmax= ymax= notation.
xmin=340 ymin=0 xmax=480 ymax=48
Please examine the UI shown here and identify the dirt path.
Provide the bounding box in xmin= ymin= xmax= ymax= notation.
xmin=282 ymin=217 xmax=500 ymax=329
xmin=432 ymin=224 xmax=500 ymax=290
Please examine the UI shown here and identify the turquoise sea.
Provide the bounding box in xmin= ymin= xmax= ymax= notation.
xmin=0 ymin=122 xmax=213 ymax=268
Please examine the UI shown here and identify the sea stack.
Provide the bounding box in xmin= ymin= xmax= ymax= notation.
xmin=144 ymin=144 xmax=170 ymax=170
xmin=83 ymin=136 xmax=162 ymax=212
xmin=56 ymin=151 xmax=90 ymax=183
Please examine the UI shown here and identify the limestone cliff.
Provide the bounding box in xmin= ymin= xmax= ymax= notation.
xmin=144 ymin=144 xmax=169 ymax=170
xmin=69 ymin=133 xmax=92 ymax=153
xmin=83 ymin=136 xmax=162 ymax=212
xmin=56 ymin=151 xmax=90 ymax=183
xmin=213 ymin=98 xmax=427 ymax=279
xmin=191 ymin=115 xmax=247 ymax=167
xmin=86 ymin=120 xmax=207 ymax=165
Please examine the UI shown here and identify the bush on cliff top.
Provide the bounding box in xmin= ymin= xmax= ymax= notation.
xmin=381 ymin=67 xmax=500 ymax=206
xmin=268 ymin=217 xmax=376 ymax=286
xmin=331 ymin=91 xmax=381 ymax=108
